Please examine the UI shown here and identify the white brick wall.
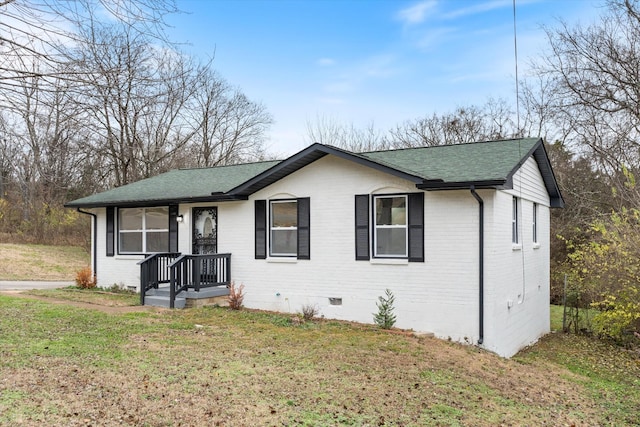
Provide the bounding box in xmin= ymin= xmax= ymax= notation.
xmin=89 ymin=153 xmax=552 ymax=357
xmin=482 ymin=158 xmax=551 ymax=357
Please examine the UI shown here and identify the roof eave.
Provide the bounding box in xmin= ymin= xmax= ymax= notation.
xmin=503 ymin=138 xmax=565 ymax=208
xmin=64 ymin=194 xmax=248 ymax=209
xmin=417 ymin=179 xmax=507 ymax=191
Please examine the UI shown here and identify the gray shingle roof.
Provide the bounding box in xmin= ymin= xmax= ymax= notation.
xmin=362 ymin=137 xmax=540 ymax=183
xmin=66 ymin=137 xmax=563 ymax=208
xmin=66 ymin=160 xmax=280 ymax=208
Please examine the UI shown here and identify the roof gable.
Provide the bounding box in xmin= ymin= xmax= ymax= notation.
xmin=226 ymin=143 xmax=424 ymax=197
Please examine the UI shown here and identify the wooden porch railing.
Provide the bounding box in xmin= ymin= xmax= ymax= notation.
xmin=137 ymin=252 xmax=181 ymax=305
xmin=168 ymin=253 xmax=232 ymax=308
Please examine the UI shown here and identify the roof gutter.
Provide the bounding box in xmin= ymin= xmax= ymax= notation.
xmin=417 ymin=179 xmax=507 ymax=191
xmin=76 ymin=208 xmax=97 ymax=281
xmin=65 ymin=194 xmax=249 ymax=209
xmin=470 ymin=186 xmax=484 ymax=346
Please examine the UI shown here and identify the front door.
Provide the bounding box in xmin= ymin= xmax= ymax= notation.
xmin=192 ymin=207 xmax=217 ymax=255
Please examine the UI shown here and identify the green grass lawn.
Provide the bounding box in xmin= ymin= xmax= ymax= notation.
xmin=0 ymin=295 xmax=638 ymax=426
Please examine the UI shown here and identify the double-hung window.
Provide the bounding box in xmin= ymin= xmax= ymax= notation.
xmin=254 ymin=198 xmax=310 ymax=260
xmin=355 ymin=193 xmax=424 ymax=262
xmin=270 ymin=200 xmax=298 ymax=257
xmin=374 ymin=195 xmax=408 ymax=257
xmin=118 ymin=207 xmax=169 ymax=254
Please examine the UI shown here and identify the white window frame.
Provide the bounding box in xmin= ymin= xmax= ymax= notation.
xmin=373 ymin=195 xmax=408 ymax=258
xmin=118 ymin=207 xmax=169 ymax=254
xmin=269 ymin=199 xmax=298 ymax=257
xmin=512 ymin=197 xmax=519 ymax=245
xmin=532 ymin=202 xmax=538 ymax=244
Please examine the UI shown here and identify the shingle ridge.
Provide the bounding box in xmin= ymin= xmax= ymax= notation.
xmin=361 ymin=137 xmax=535 ymax=155
xmin=177 ymin=159 xmax=282 ymax=172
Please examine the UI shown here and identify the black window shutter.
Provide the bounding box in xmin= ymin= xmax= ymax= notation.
xmin=168 ymin=205 xmax=179 ymax=253
xmin=407 ymin=192 xmax=424 ymax=262
xmin=297 ymin=197 xmax=310 ymax=260
xmin=255 ymin=200 xmax=267 ymax=259
xmin=355 ymin=194 xmax=370 ymax=260
xmin=106 ymin=206 xmax=115 ymax=257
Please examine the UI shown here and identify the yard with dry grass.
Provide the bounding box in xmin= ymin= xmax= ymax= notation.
xmin=0 ymin=243 xmax=89 ymax=281
xmin=0 ymin=288 xmax=639 ymax=426
xmin=0 ymin=245 xmax=638 ymax=425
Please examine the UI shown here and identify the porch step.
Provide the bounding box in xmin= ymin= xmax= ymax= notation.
xmin=143 ymin=286 xmax=230 ymax=309
xmin=144 ymin=294 xmax=186 ymax=309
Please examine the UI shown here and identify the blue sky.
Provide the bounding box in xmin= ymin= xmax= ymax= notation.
xmin=166 ymin=0 xmax=603 ymax=156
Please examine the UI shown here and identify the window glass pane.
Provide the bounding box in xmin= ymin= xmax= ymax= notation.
xmin=120 ymin=232 xmax=142 ymax=253
xmin=271 ymin=230 xmax=297 ymax=255
xmin=146 ymin=207 xmax=168 ymax=230
xmin=272 ymin=201 xmax=297 ymax=227
xmin=120 ymin=208 xmax=143 ymax=230
xmin=376 ymin=197 xmax=406 ymax=225
xmin=146 ymin=231 xmax=169 ymax=253
xmin=376 ymin=228 xmax=407 ymax=256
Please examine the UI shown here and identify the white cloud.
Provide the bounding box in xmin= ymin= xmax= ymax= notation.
xmin=362 ymin=54 xmax=400 ymax=78
xmin=442 ymin=0 xmax=512 ymax=19
xmin=396 ymin=1 xmax=437 ymax=26
xmin=415 ymin=26 xmax=457 ymax=50
xmin=316 ymin=57 xmax=336 ymax=66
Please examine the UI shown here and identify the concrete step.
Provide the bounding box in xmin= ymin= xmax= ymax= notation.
xmin=144 ymin=294 xmax=186 ymax=309
xmin=147 ymin=288 xmax=172 ymax=297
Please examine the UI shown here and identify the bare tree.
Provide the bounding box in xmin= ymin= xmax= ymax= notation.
xmin=0 ymin=0 xmax=178 ymax=92
xmin=305 ymin=116 xmax=388 ymax=152
xmin=532 ymin=0 xmax=640 ymax=204
xmin=68 ymin=24 xmax=199 ymax=185
xmin=187 ymin=70 xmax=273 ymax=168
xmin=387 ymin=98 xmax=518 ymax=148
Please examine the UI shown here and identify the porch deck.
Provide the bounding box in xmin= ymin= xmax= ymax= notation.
xmin=138 ymin=252 xmax=231 ymax=308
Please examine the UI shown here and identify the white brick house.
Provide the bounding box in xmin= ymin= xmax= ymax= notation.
xmin=66 ymin=138 xmax=563 ymax=357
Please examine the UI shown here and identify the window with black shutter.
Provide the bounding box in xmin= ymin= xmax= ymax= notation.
xmin=355 ymin=192 xmax=424 ymax=262
xmin=255 ymin=197 xmax=310 ymax=260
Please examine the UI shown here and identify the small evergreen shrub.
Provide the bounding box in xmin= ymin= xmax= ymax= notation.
xmin=373 ymin=288 xmax=397 ymax=329
xmin=227 ymin=282 xmax=245 ymax=310
xmin=75 ymin=266 xmax=96 ymax=289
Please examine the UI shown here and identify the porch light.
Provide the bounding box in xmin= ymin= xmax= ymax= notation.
xmin=176 ymin=214 xmax=184 ymax=223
